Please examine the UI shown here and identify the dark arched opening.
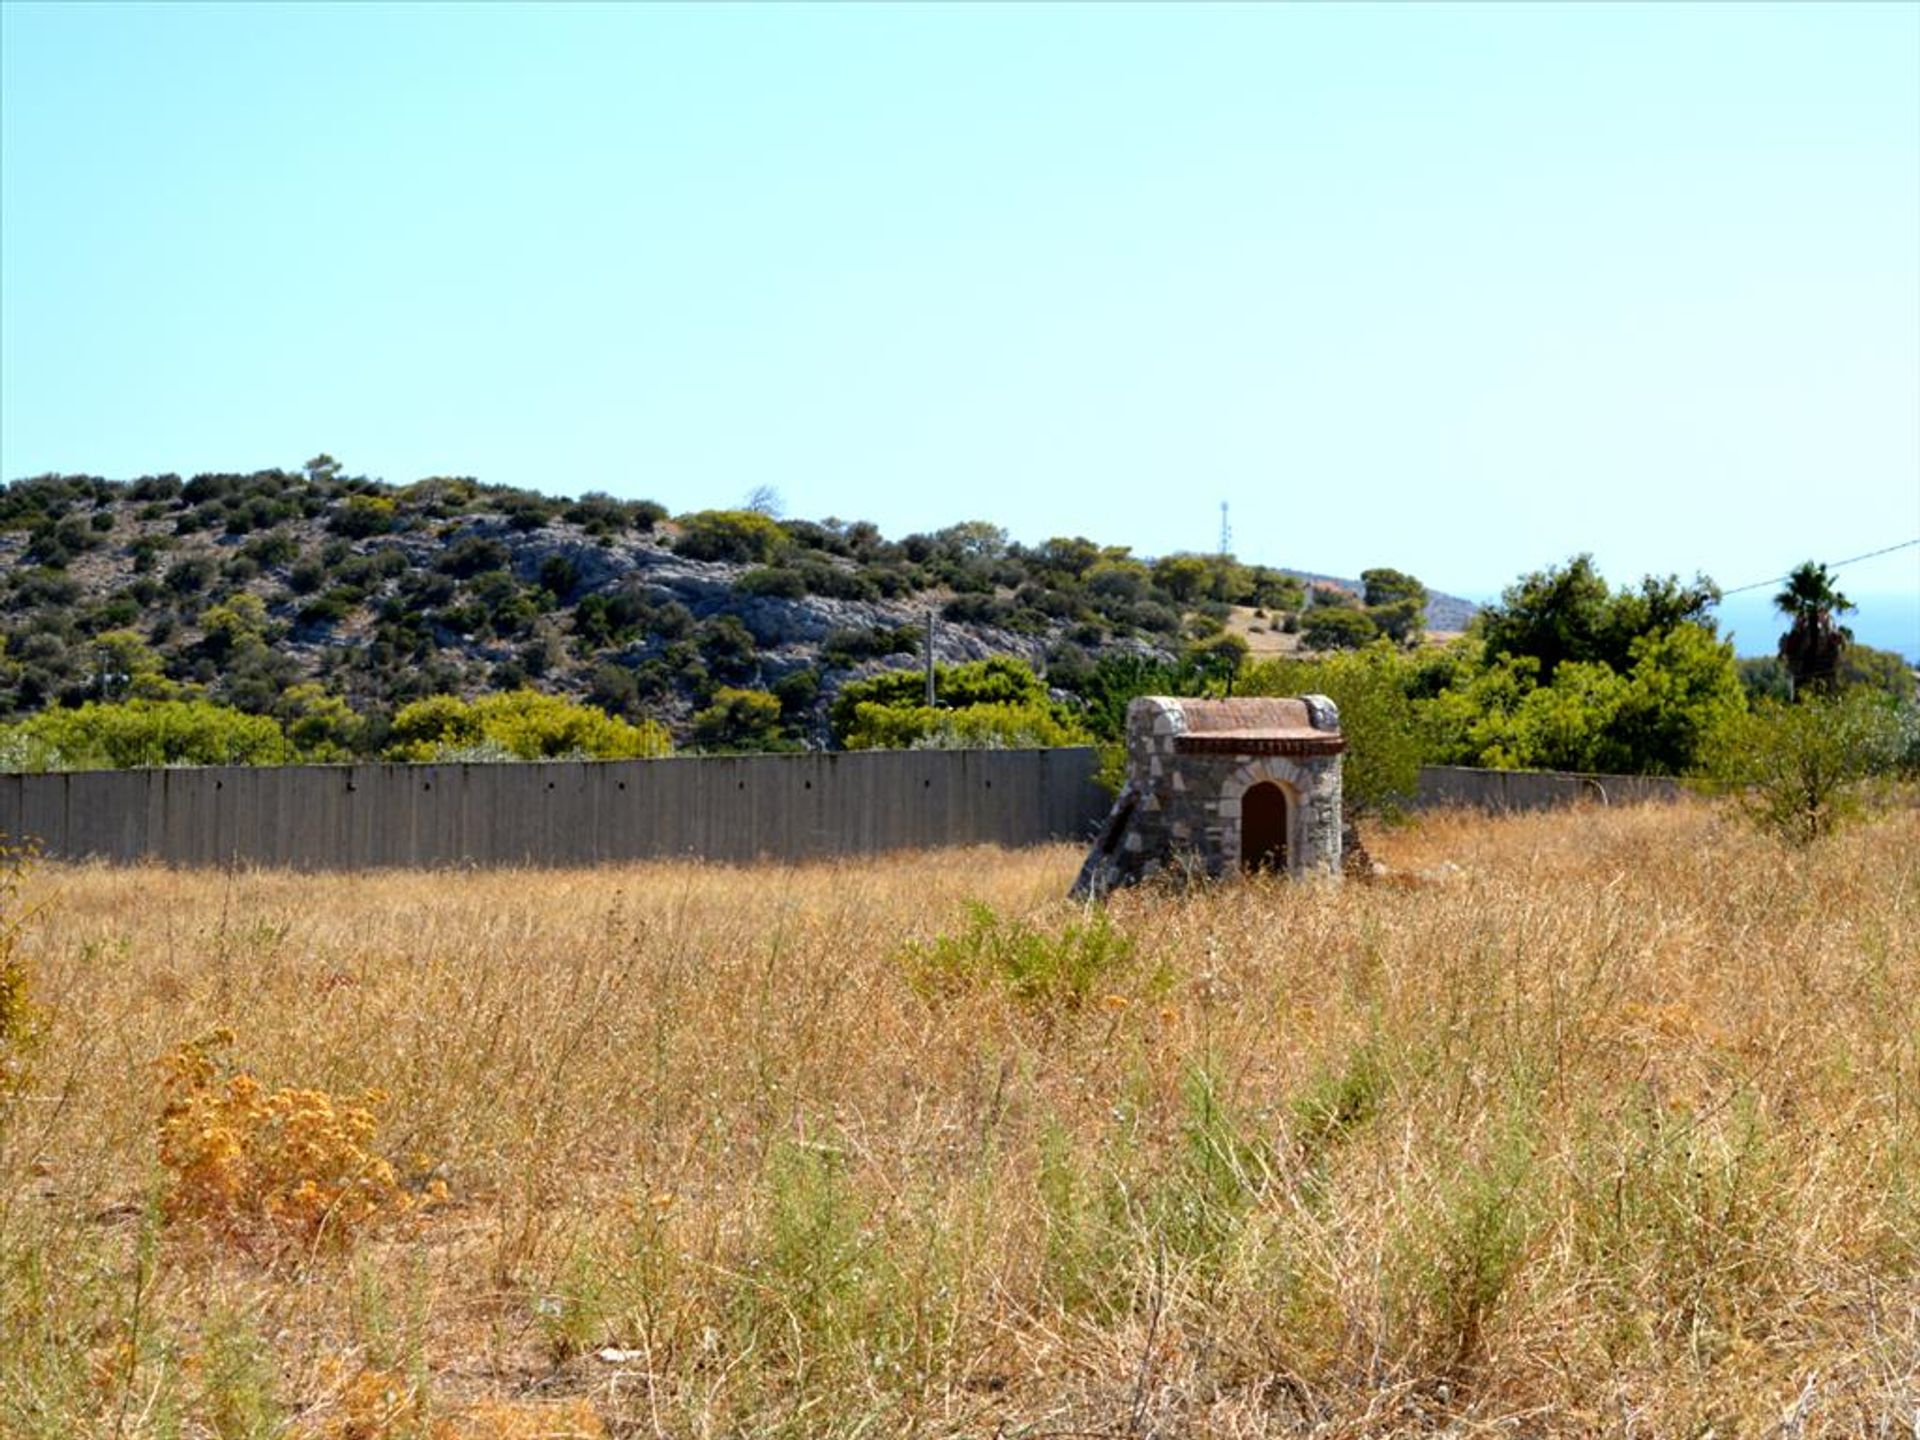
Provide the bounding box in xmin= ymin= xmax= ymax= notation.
xmin=1241 ymin=782 xmax=1289 ymax=874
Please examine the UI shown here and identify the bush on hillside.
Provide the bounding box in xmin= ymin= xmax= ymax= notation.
xmin=672 ymin=509 xmax=788 ymax=565
xmin=1302 ymin=608 xmax=1380 ymax=652
xmin=691 ymin=687 xmax=787 ymax=751
xmin=327 ymin=495 xmax=396 ymax=539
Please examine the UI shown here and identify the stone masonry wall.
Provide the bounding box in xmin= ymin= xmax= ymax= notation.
xmin=1073 ymin=696 xmax=1344 ymax=896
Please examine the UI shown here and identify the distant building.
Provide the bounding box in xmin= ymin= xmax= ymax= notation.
xmin=1072 ymin=695 xmax=1345 ymax=897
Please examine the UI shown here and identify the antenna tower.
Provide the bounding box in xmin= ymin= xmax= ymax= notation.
xmin=1219 ymin=501 xmax=1231 ymax=558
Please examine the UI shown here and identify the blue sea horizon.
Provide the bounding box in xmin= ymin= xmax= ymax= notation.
xmin=1711 ymin=591 xmax=1919 ymax=665
xmin=1443 ymin=589 xmax=1919 ymax=665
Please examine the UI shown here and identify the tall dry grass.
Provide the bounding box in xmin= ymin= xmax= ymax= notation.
xmin=1 ymin=801 xmax=1915 ymax=1437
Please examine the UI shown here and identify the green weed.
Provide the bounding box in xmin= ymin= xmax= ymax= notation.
xmin=898 ymin=902 xmax=1136 ymax=1010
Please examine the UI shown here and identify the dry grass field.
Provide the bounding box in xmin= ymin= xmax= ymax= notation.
xmin=2 ymin=801 xmax=1916 ymax=1438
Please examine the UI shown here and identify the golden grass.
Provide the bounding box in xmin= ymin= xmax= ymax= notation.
xmin=2 ymin=802 xmax=1916 ymax=1437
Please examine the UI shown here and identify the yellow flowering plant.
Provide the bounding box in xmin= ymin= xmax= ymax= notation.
xmin=157 ymin=1029 xmax=436 ymax=1247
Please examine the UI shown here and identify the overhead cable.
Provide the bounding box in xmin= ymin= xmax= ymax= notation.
xmin=1711 ymin=537 xmax=1920 ymax=600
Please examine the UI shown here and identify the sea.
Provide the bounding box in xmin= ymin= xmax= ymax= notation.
xmin=1444 ymin=589 xmax=1920 ymax=665
xmin=1709 ymin=591 xmax=1919 ymax=665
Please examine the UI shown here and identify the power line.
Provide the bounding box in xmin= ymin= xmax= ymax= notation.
xmin=1712 ymin=537 xmax=1920 ymax=600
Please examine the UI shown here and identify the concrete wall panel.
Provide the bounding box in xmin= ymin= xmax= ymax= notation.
xmin=4 ymin=748 xmax=1112 ymax=869
xmin=0 ymin=774 xmax=23 ymax=851
xmin=18 ymin=775 xmax=66 ymax=856
xmin=66 ymin=769 xmax=149 ymax=861
xmin=1415 ymin=765 xmax=1682 ymax=812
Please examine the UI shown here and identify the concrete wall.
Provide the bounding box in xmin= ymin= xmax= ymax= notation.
xmin=0 ymin=752 xmax=1690 ymax=870
xmin=1414 ymin=765 xmax=1683 ymax=812
xmin=0 ymin=748 xmax=1110 ymax=869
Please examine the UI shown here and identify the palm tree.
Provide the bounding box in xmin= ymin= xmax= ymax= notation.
xmin=1774 ymin=561 xmax=1854 ymax=696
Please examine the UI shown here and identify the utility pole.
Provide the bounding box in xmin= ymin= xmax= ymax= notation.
xmin=925 ymin=609 xmax=937 ymax=707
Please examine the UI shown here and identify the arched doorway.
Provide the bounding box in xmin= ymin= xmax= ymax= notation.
xmin=1241 ymin=781 xmax=1289 ymax=874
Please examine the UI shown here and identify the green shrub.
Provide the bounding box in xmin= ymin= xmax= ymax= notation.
xmin=0 ymin=698 xmax=293 ymax=770
xmin=1391 ymin=1105 xmax=1541 ymax=1376
xmin=671 ymin=509 xmax=788 ymax=565
xmin=898 ymin=902 xmax=1136 ymax=1010
xmin=1241 ymin=646 xmax=1425 ymax=814
xmin=820 ymin=625 xmax=917 ymax=669
xmin=833 ymin=657 xmax=1092 ymax=750
xmin=690 ymin=687 xmax=785 ymax=751
xmin=696 ymin=615 xmax=758 ymax=682
xmin=164 ymin=556 xmax=216 ymax=595
xmin=1421 ymin=622 xmax=1744 ymax=778
xmin=1302 ymin=607 xmax=1379 ymax=651
xmin=736 ymin=566 xmax=806 ymax=599
xmin=276 ymin=682 xmax=365 ymax=760
xmin=384 ymin=690 xmax=670 ymax=762
xmin=437 ymin=536 xmax=510 ymax=579
xmin=1703 ymin=690 xmax=1906 ymax=845
xmin=841 ymin=699 xmax=1090 ymax=751
xmin=327 ymin=495 xmax=396 ymax=539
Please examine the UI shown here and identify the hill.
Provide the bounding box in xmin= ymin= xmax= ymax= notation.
xmin=0 ymin=462 xmax=1477 ymax=747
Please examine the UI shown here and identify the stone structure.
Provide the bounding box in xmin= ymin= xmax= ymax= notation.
xmin=1072 ymin=695 xmax=1345 ymax=897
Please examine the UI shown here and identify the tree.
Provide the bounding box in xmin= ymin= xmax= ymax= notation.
xmin=1180 ymin=632 xmax=1249 ymax=692
xmin=1421 ymin=621 xmax=1741 ymax=776
xmin=1239 ymin=646 xmax=1425 ymax=814
xmin=936 ymin=521 xmax=1010 ymax=560
xmin=691 ymin=687 xmax=786 ymax=751
xmin=1609 ymin=623 xmax=1747 ymax=776
xmin=831 ymin=657 xmax=1090 ymax=750
xmin=1477 ymin=556 xmax=1610 ymax=680
xmin=742 ymin=485 xmax=784 ymax=518
xmin=385 ymin=691 xmax=670 ymax=761
xmin=1478 ymin=555 xmax=1718 ymax=680
xmin=277 ymin=682 xmax=365 ymax=760
xmin=1738 ymin=656 xmax=1794 ymax=704
xmin=1361 ymin=567 xmax=1424 ymax=609
xmin=1361 ymin=567 xmax=1428 ymax=645
xmin=0 ymin=698 xmax=293 ymax=770
xmin=1151 ymin=554 xmax=1210 ymax=604
xmin=1301 ymin=608 xmax=1379 ymax=652
xmin=1065 ymin=654 xmax=1196 ymax=742
xmin=197 ymin=594 xmax=272 ymax=661
xmin=1774 ymin=560 xmax=1855 ymax=696
xmin=87 ymin=629 xmax=163 ymax=700
xmin=303 ymin=454 xmax=343 ymax=487
xmin=1838 ymin=645 xmax=1917 ymax=703
xmin=1705 ymin=690 xmax=1903 ymax=845
xmin=1368 ymin=598 xmax=1426 ymax=647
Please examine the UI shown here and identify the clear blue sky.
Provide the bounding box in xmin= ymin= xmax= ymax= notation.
xmin=4 ymin=1 xmax=1916 ymax=651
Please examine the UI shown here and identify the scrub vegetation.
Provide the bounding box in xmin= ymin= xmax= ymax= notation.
xmin=3 ymin=468 xmax=1913 ymax=796
xmin=2 ymin=800 xmax=1915 ymax=1436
